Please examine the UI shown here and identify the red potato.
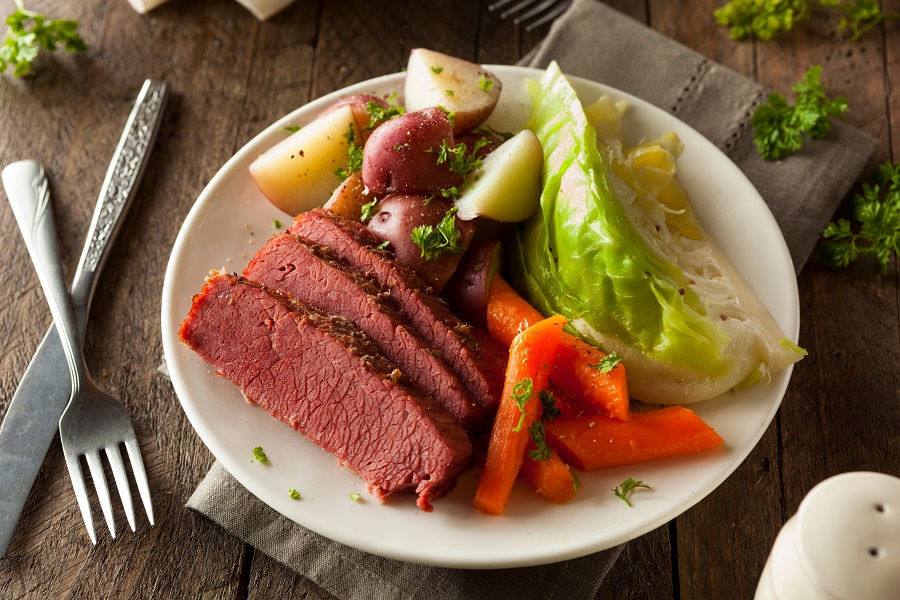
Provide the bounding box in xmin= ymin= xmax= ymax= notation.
xmin=323 ymin=171 xmax=380 ymax=221
xmin=315 ymin=94 xmax=390 ymax=142
xmin=362 ymin=107 xmax=462 ymax=196
xmin=405 ymin=48 xmax=502 ymax=135
xmin=441 ymin=239 xmax=503 ymax=328
xmin=366 ymin=194 xmax=476 ymax=292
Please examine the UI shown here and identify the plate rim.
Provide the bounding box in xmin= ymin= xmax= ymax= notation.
xmin=161 ymin=64 xmax=799 ymax=568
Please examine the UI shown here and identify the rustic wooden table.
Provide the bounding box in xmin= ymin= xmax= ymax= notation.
xmin=1 ymin=0 xmax=898 ymax=598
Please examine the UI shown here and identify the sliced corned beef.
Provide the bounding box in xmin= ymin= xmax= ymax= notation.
xmin=288 ymin=209 xmax=502 ymax=412
xmin=179 ymin=272 xmax=471 ymax=511
xmin=244 ymin=233 xmax=483 ymax=429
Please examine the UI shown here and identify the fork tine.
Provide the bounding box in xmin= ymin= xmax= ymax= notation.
xmin=63 ymin=452 xmax=97 ymax=544
xmin=106 ymin=443 xmax=136 ymax=532
xmin=125 ymin=438 xmax=154 ymax=526
xmin=85 ymin=450 xmax=116 ymax=539
xmin=500 ymin=0 xmax=541 ymax=19
xmin=523 ymin=0 xmax=571 ymax=31
xmin=488 ymin=0 xmax=517 ymax=11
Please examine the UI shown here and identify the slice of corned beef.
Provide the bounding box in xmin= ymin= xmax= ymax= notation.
xmin=244 ymin=233 xmax=483 ymax=429
xmin=288 ymin=209 xmax=502 ymax=412
xmin=179 ymin=272 xmax=471 ymax=511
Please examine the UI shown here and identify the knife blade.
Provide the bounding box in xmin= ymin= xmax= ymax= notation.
xmin=0 ymin=80 xmax=168 ymax=558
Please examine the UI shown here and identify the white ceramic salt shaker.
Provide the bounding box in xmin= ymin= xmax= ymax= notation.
xmin=755 ymin=471 xmax=900 ymax=600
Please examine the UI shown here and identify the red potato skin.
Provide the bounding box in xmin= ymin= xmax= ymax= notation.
xmin=315 ymin=94 xmax=389 ymax=142
xmin=362 ymin=107 xmax=463 ymax=196
xmin=366 ymin=194 xmax=476 ymax=293
xmin=441 ymin=239 xmax=502 ymax=329
xmin=323 ymin=171 xmax=380 ymax=221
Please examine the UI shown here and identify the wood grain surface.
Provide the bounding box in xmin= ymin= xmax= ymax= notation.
xmin=0 ymin=1 xmax=897 ymax=599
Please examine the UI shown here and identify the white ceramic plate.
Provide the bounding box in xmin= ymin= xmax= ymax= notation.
xmin=161 ymin=66 xmax=799 ymax=569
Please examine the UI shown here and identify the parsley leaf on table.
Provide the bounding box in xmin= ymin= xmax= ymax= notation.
xmin=820 ymin=162 xmax=900 ymax=274
xmin=714 ymin=0 xmax=900 ymax=42
xmin=751 ymin=65 xmax=848 ymax=161
xmin=0 ymin=1 xmax=87 ymax=78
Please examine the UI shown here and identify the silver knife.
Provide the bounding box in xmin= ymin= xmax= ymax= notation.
xmin=0 ymin=80 xmax=168 ymax=558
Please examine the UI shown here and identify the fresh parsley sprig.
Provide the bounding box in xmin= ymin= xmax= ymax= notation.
xmin=252 ymin=446 xmax=270 ymax=465
xmin=612 ymin=477 xmax=651 ymax=507
xmin=410 ymin=206 xmax=465 ymax=261
xmin=820 ymin=162 xmax=900 ymax=274
xmin=715 ymin=0 xmax=900 ymax=41
xmin=751 ymin=65 xmax=848 ymax=161
xmin=527 ymin=421 xmax=553 ymax=461
xmin=1 ymin=0 xmax=87 ymax=78
xmin=334 ymin=123 xmax=363 ymax=182
xmin=364 ymin=100 xmax=404 ymax=130
xmin=588 ymin=352 xmax=624 ymax=373
xmin=509 ymin=377 xmax=534 ymax=432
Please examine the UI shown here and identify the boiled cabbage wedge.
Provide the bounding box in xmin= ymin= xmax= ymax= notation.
xmin=506 ymin=62 xmax=805 ymax=404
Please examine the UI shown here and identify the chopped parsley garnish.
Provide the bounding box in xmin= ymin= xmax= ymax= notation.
xmin=538 ymin=389 xmax=560 ymax=422
xmin=573 ymin=472 xmax=582 ymax=493
xmin=820 ymin=161 xmax=900 ymax=274
xmin=410 ymin=207 xmax=465 ymax=261
xmin=359 ymin=199 xmax=378 ymax=223
xmin=376 ymin=240 xmax=390 ymax=250
xmin=0 ymin=1 xmax=87 ymax=78
xmin=444 ymin=89 xmax=455 ymax=97
xmin=430 ymin=138 xmax=489 ymax=180
xmin=280 ymin=125 xmax=302 ymax=133
xmin=474 ymin=124 xmax=514 ymax=142
xmin=588 ymin=352 xmax=623 ymax=373
xmin=752 ymin=65 xmax=848 ymax=161
xmin=273 ymin=218 xmax=282 ymax=229
xmin=612 ymin=477 xmax=651 ymax=507
xmin=510 ymin=377 xmax=534 ymax=432
xmin=349 ymin=492 xmax=361 ymax=501
xmin=478 ymin=74 xmax=494 ymax=93
xmin=288 ymin=488 xmax=302 ymax=500
xmin=527 ymin=421 xmax=552 ymax=462
xmin=430 ymin=65 xmax=443 ymax=74
xmin=334 ymin=123 xmax=364 ymax=181
xmin=436 ymin=105 xmax=456 ymax=128
xmin=364 ymin=100 xmax=405 ymax=130
xmin=252 ymin=446 xmax=270 ymax=465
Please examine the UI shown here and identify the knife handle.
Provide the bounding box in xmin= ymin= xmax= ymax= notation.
xmin=70 ymin=80 xmax=168 ymax=338
xmin=2 ymin=161 xmax=86 ymax=389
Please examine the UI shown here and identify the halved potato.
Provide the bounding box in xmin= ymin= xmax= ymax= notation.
xmin=404 ymin=48 xmax=501 ymax=135
xmin=250 ymin=105 xmax=359 ymax=216
xmin=454 ymin=129 xmax=543 ymax=222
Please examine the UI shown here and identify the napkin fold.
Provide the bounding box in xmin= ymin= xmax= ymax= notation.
xmin=186 ymin=1 xmax=878 ymax=598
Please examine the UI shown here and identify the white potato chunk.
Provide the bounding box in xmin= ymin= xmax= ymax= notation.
xmin=404 ymin=48 xmax=501 ymax=135
xmin=250 ymin=105 xmax=359 ymax=216
xmin=455 ymin=129 xmax=543 ymax=222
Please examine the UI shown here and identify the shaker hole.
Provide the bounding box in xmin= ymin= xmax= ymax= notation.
xmin=874 ymin=503 xmax=885 ymax=513
xmin=868 ymin=547 xmax=882 ymax=558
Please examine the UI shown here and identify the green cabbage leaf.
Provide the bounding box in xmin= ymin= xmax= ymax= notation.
xmin=506 ymin=62 xmax=804 ymax=403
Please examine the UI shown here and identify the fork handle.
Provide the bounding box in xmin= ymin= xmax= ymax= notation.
xmin=69 ymin=80 xmax=168 ymax=340
xmin=3 ymin=160 xmax=86 ymax=393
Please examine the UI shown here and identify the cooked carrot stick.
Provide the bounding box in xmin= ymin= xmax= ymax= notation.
xmin=545 ymin=407 xmax=724 ymax=471
xmin=486 ymin=276 xmax=630 ymax=421
xmin=473 ymin=314 xmax=566 ymax=515
xmin=519 ymin=443 xmax=580 ymax=504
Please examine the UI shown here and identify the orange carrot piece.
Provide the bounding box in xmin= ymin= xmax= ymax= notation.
xmin=545 ymin=407 xmax=724 ymax=471
xmin=473 ymin=314 xmax=566 ymax=515
xmin=519 ymin=445 xmax=580 ymax=504
xmin=486 ymin=276 xmax=630 ymax=421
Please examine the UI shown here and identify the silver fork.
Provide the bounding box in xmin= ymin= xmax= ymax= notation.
xmin=488 ymin=0 xmax=573 ymax=31
xmin=3 ymin=160 xmax=153 ymax=544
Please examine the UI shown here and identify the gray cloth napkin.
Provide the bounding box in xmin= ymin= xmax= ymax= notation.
xmin=186 ymin=1 xmax=878 ymax=598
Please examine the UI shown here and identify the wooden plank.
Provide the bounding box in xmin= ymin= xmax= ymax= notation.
xmin=0 ymin=0 xmax=263 ymax=597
